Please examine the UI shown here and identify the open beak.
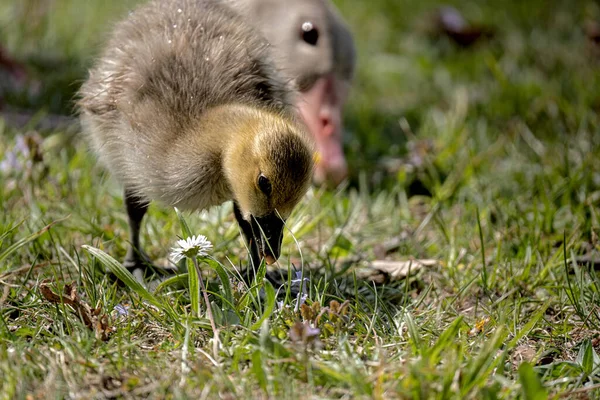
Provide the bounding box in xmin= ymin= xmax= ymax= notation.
xmin=250 ymin=212 xmax=285 ymax=265
xmin=297 ymin=73 xmax=349 ymax=187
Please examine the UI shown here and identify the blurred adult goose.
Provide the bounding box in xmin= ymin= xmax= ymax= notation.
xmin=78 ymin=0 xmax=314 ymax=282
xmin=231 ymin=0 xmax=356 ymax=186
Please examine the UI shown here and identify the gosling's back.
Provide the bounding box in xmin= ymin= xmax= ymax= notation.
xmin=78 ymin=0 xmax=292 ymax=194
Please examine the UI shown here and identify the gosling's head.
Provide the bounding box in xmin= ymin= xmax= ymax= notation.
xmin=225 ymin=109 xmax=314 ymax=264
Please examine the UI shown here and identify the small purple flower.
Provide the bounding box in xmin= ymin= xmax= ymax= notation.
xmin=114 ymin=304 xmax=129 ymax=317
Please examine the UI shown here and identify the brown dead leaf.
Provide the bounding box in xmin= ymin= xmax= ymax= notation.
xmin=326 ymin=300 xmax=350 ymax=324
xmin=357 ymin=259 xmax=438 ymax=283
xmin=39 ymin=281 xmax=112 ymax=341
xmin=300 ymin=301 xmax=321 ymax=323
xmin=39 ymin=283 xmax=63 ymax=303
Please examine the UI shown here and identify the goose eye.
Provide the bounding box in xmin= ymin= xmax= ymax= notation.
xmin=257 ymin=174 xmax=272 ymax=196
xmin=301 ymin=21 xmax=319 ymax=46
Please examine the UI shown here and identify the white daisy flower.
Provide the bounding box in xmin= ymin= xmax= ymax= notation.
xmin=169 ymin=235 xmax=213 ymax=263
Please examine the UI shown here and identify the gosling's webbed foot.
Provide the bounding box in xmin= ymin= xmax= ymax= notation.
xmin=263 ymin=268 xmax=290 ymax=290
xmin=270 ymin=269 xmax=310 ymax=298
xmin=248 ymin=267 xmax=308 ymax=300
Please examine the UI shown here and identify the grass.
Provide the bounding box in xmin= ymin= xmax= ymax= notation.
xmin=2 ymin=0 xmax=600 ymax=398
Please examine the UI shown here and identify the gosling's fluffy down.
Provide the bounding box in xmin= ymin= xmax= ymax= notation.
xmin=78 ymin=0 xmax=314 ymax=275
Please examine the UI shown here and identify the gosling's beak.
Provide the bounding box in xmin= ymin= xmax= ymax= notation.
xmin=297 ymin=73 xmax=349 ymax=187
xmin=250 ymin=212 xmax=285 ymax=265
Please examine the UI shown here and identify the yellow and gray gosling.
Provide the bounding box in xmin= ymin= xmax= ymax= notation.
xmin=78 ymin=0 xmax=314 ymax=283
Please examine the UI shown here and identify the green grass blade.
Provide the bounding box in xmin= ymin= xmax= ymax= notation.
xmin=154 ymin=273 xmax=189 ymax=293
xmin=507 ymin=303 xmax=549 ymax=348
xmin=0 ymin=218 xmax=64 ymax=271
xmin=174 ymin=207 xmax=193 ymax=238
xmin=430 ymin=316 xmax=463 ymax=362
xmin=82 ymin=244 xmax=163 ymax=309
xmin=462 ymin=326 xmax=508 ymax=395
xmin=188 ymin=257 xmax=200 ymax=316
xmin=251 ymin=350 xmax=268 ymax=391
xmin=404 ymin=311 xmax=421 ymax=353
xmin=476 ymin=206 xmax=488 ymax=293
xmin=205 ymin=257 xmax=233 ymax=306
xmin=0 ymin=220 xmax=23 ymax=245
xmin=518 ymin=362 xmax=548 ymax=400
xmin=251 ymin=280 xmax=275 ymax=330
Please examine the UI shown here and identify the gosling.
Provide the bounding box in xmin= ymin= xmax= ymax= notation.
xmin=78 ymin=0 xmax=314 ymax=283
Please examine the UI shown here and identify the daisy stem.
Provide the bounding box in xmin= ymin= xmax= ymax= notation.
xmin=192 ymin=257 xmax=218 ymax=339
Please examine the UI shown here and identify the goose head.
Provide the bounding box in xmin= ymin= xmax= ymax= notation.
xmin=231 ymin=0 xmax=356 ymax=186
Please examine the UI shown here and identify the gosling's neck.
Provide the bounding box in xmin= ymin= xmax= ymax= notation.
xmin=217 ymin=105 xmax=298 ymax=162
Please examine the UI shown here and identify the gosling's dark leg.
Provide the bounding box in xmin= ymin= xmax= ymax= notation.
xmin=123 ymin=188 xmax=150 ymax=271
xmin=122 ymin=188 xmax=175 ymax=279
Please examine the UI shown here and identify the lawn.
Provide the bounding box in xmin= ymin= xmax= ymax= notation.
xmin=2 ymin=0 xmax=600 ymax=398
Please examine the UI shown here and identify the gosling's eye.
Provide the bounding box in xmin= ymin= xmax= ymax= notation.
xmin=301 ymin=21 xmax=319 ymax=46
xmin=257 ymin=174 xmax=272 ymax=196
